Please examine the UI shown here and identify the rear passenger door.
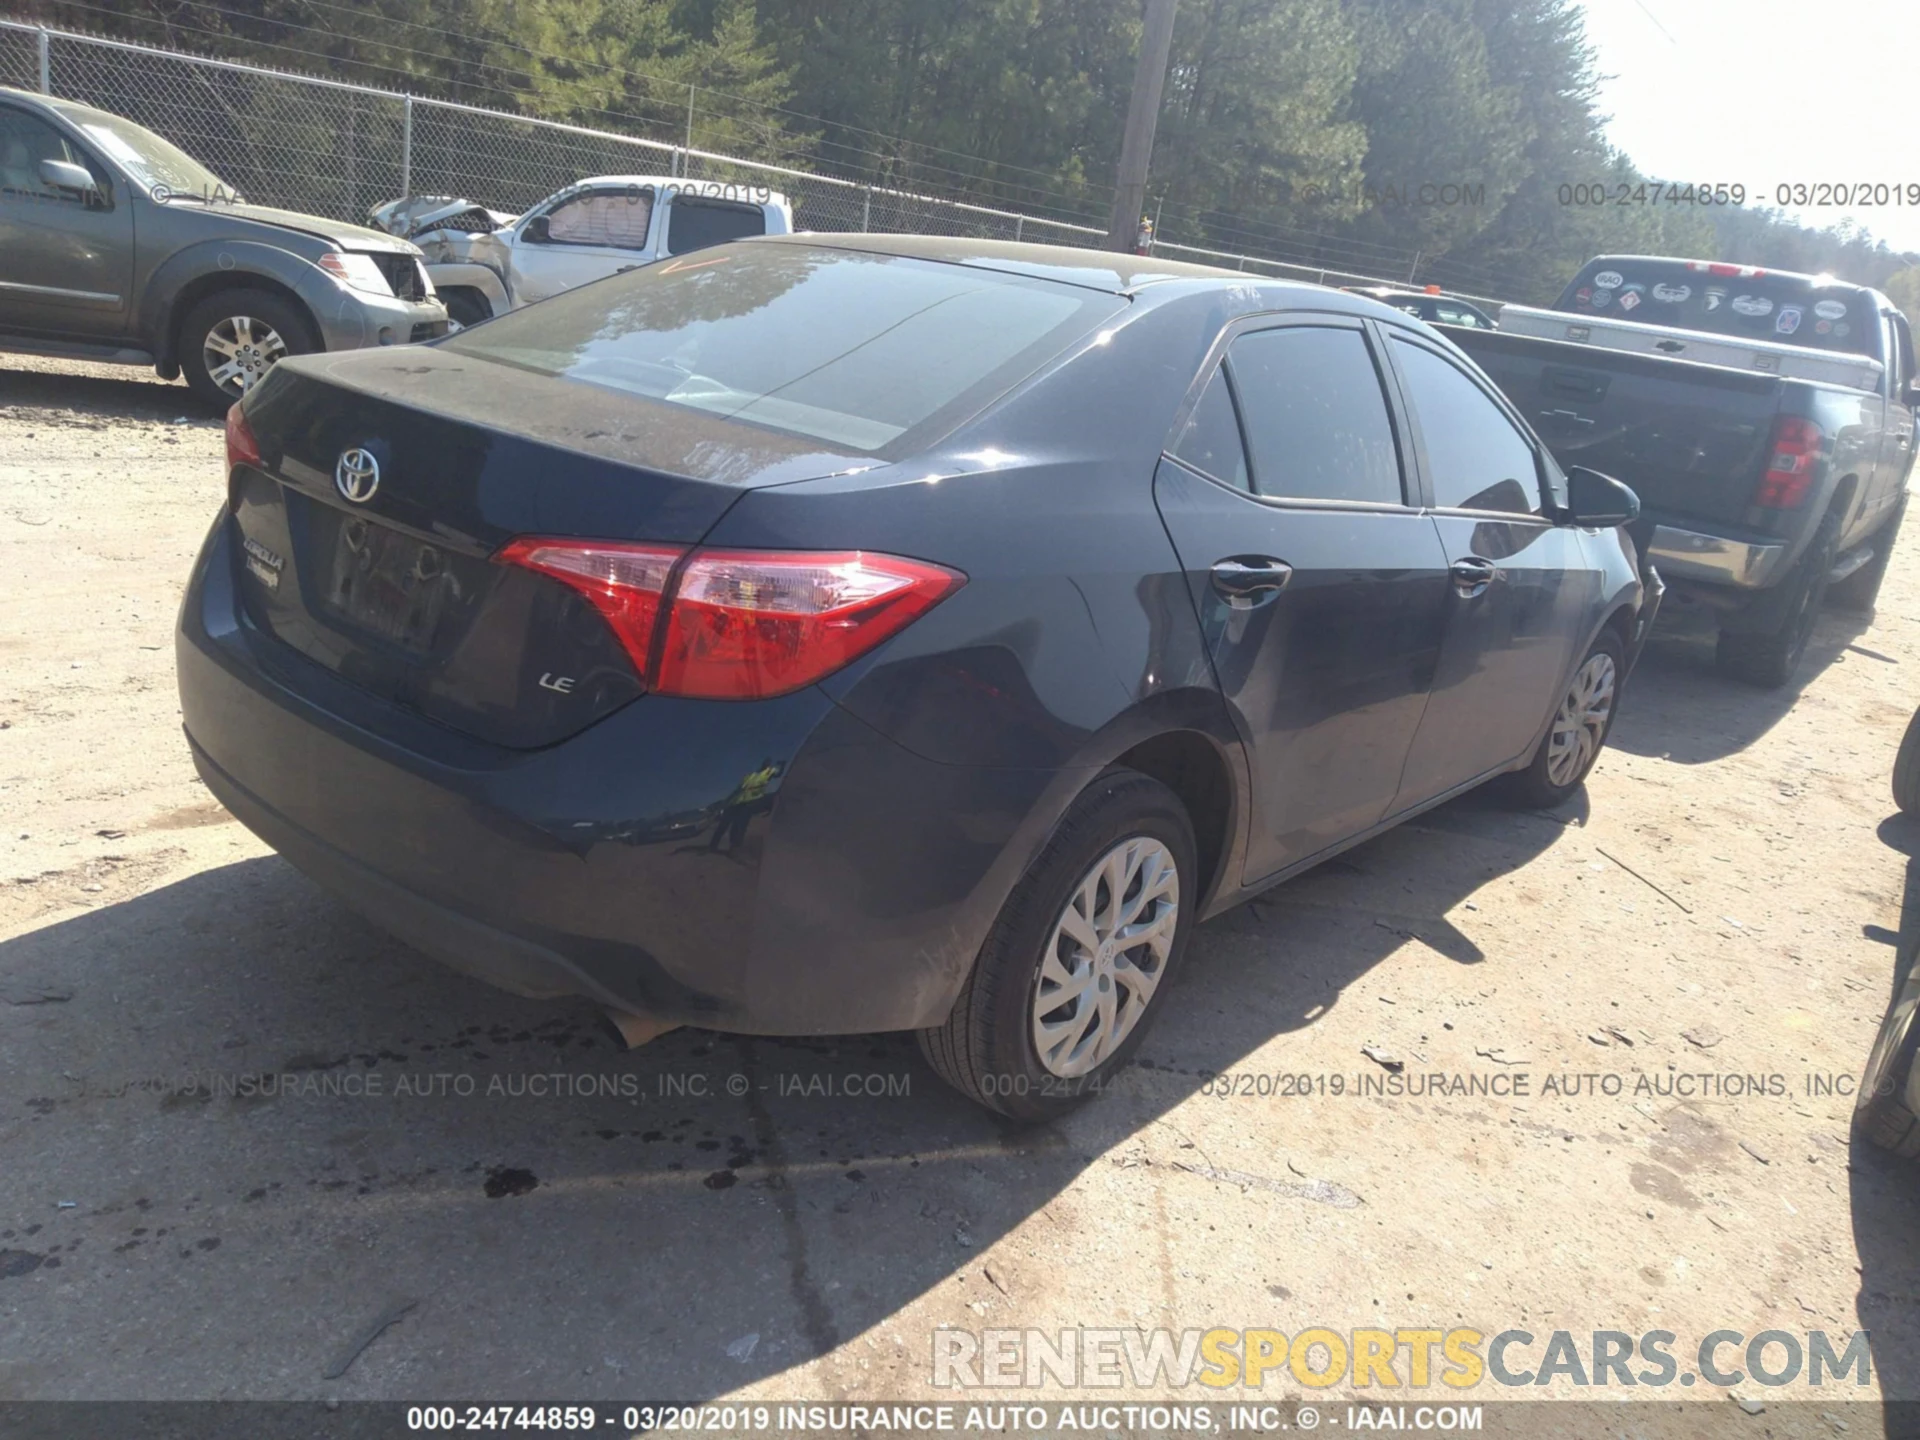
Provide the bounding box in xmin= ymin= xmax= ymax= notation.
xmin=1152 ymin=316 xmax=1452 ymax=883
xmin=1383 ymin=330 xmax=1599 ymax=811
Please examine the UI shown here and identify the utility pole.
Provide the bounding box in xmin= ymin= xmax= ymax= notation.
xmin=1104 ymin=0 xmax=1178 ymax=253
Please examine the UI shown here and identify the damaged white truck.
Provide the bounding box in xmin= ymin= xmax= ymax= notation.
xmin=370 ymin=176 xmax=793 ymax=327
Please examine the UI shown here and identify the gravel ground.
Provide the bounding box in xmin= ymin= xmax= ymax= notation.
xmin=1 ymin=355 xmax=1917 ymax=1432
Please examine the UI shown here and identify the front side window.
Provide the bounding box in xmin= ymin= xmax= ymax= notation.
xmin=0 ymin=107 xmax=101 ymax=206
xmin=544 ymin=188 xmax=654 ymax=249
xmin=1391 ymin=338 xmax=1543 ymax=515
xmin=444 ymin=242 xmax=1123 ymax=454
xmin=1226 ymin=325 xmax=1403 ymax=505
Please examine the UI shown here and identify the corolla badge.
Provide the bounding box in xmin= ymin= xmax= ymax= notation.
xmin=335 ymin=448 xmax=381 ymax=503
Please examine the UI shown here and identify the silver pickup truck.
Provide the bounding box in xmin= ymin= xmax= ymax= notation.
xmin=371 ymin=176 xmax=793 ymax=327
xmin=1450 ymin=256 xmax=1917 ymax=687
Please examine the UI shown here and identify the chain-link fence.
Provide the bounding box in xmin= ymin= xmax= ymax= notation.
xmin=1 ymin=19 xmax=1505 ymax=304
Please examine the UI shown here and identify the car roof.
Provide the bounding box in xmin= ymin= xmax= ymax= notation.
xmin=0 ymin=86 xmax=116 ymax=127
xmin=754 ymin=232 xmax=1362 ymax=301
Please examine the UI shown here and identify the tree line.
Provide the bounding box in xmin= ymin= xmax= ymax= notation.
xmin=32 ymin=0 xmax=1919 ymax=303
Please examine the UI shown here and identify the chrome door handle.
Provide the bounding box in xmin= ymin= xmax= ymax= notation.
xmin=1210 ymin=557 xmax=1293 ymax=608
xmin=1450 ymin=557 xmax=1497 ymax=598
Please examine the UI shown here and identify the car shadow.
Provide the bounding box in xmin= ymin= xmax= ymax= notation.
xmin=1849 ymin=813 xmax=1920 ymax=1419
xmin=0 ymin=786 xmax=1575 ymax=1401
xmin=0 ymin=361 xmax=207 ymax=421
xmin=1608 ymin=596 xmax=1875 ymax=766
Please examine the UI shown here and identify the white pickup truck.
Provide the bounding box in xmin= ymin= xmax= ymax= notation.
xmin=369 ymin=175 xmax=793 ymax=327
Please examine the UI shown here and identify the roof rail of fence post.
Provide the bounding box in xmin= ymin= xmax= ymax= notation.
xmin=36 ymin=25 xmax=50 ymax=93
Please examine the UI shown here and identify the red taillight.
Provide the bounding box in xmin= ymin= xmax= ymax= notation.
xmin=498 ymin=540 xmax=964 ymax=699
xmin=495 ymin=538 xmax=682 ymax=674
xmin=1756 ymin=416 xmax=1823 ymax=508
xmin=225 ymin=403 xmax=260 ymax=471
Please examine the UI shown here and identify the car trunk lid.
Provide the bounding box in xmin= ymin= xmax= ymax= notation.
xmin=227 ymin=349 xmax=875 ymax=747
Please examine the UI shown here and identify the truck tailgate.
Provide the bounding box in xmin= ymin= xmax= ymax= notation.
xmin=1449 ymin=326 xmax=1783 ymax=532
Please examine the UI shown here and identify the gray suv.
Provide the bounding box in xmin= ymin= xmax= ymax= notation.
xmin=0 ymin=88 xmax=447 ymax=405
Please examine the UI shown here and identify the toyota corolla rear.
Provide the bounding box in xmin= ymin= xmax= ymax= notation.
xmin=175 ymin=238 xmax=1135 ymax=1035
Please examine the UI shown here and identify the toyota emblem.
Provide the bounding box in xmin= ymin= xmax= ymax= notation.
xmin=335 ymin=448 xmax=380 ymax=503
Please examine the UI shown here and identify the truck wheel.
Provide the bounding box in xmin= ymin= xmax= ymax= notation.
xmin=1714 ymin=507 xmax=1841 ymax=689
xmin=179 ymin=288 xmax=318 ymax=408
xmin=1501 ymin=629 xmax=1624 ymax=809
xmin=1856 ymin=962 xmax=1920 ymax=1159
xmin=1894 ymin=705 xmax=1920 ymax=814
xmin=1829 ymin=490 xmax=1907 ymax=615
xmin=917 ymin=770 xmax=1197 ymax=1122
xmin=441 ymin=288 xmax=493 ymax=330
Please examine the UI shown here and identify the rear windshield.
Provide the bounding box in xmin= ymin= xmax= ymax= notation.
xmin=1553 ymin=259 xmax=1879 ymax=357
xmin=443 ymin=243 xmax=1124 ymax=453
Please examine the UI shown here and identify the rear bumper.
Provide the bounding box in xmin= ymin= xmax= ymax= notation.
xmin=176 ymin=514 xmax=1067 ymax=1034
xmin=1646 ymin=524 xmax=1789 ymax=589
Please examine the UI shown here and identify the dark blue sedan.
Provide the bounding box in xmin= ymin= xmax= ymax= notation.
xmin=178 ymin=236 xmax=1652 ymax=1119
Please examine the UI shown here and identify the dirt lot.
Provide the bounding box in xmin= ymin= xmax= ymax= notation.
xmin=2 ymin=356 xmax=1918 ymax=1431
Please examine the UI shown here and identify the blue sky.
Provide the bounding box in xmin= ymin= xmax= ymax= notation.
xmin=1577 ymin=0 xmax=1920 ymax=258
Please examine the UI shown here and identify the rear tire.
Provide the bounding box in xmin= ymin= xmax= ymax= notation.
xmin=1715 ymin=506 xmax=1841 ymax=689
xmin=1894 ymin=706 xmax=1920 ymax=814
xmin=917 ymin=770 xmax=1197 ymax=1122
xmin=178 ymin=287 xmax=318 ymax=408
xmin=1501 ymin=630 xmax=1625 ymax=809
xmin=1829 ymin=490 xmax=1906 ymax=615
xmin=1856 ymin=964 xmax=1920 ymax=1159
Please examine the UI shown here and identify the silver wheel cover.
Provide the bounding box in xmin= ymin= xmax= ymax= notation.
xmin=203 ymin=314 xmax=289 ymax=397
xmin=1545 ymin=652 xmax=1617 ymax=788
xmin=1032 ymin=836 xmax=1180 ymax=1077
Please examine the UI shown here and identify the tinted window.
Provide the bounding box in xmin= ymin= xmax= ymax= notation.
xmin=667 ymin=197 xmax=767 ymax=256
xmin=1391 ymin=339 xmax=1541 ymax=515
xmin=0 ymin=107 xmax=100 ymax=205
xmin=545 ymin=189 xmax=654 ymax=248
xmin=1169 ymin=367 xmax=1249 ymax=490
xmin=1553 ymin=258 xmax=1875 ymax=357
xmin=1226 ymin=326 xmax=1403 ymax=504
xmin=445 ymin=243 xmax=1124 ymax=454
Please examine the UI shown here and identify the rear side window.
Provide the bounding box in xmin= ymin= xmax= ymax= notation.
xmin=444 ymin=243 xmax=1124 ymax=454
xmin=1226 ymin=326 xmax=1403 ymax=505
xmin=667 ymin=196 xmax=767 ymax=256
xmin=1169 ymin=368 xmax=1249 ymax=491
xmin=1390 ymin=338 xmax=1542 ymax=515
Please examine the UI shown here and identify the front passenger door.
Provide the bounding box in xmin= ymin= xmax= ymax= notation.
xmin=509 ymin=186 xmax=657 ymax=305
xmin=0 ymin=105 xmax=132 ymax=339
xmin=1152 ymin=318 xmax=1452 ymax=883
xmin=1385 ymin=333 xmax=1599 ymax=810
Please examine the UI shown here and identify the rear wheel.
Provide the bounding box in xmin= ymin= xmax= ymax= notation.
xmin=179 ymin=287 xmax=317 ymax=408
xmin=1501 ymin=630 xmax=1624 ymax=809
xmin=1829 ymin=490 xmax=1906 ymax=614
xmin=1715 ymin=506 xmax=1841 ymax=689
xmin=918 ymin=770 xmax=1197 ymax=1121
xmin=1894 ymin=706 xmax=1920 ymax=814
xmin=1857 ymin=964 xmax=1920 ymax=1159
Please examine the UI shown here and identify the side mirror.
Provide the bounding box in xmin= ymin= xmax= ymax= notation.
xmin=1563 ymin=466 xmax=1640 ymax=528
xmin=1903 ymin=377 xmax=1920 ymax=408
xmin=39 ymin=158 xmax=99 ymax=196
xmin=521 ymin=215 xmax=551 ymax=243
